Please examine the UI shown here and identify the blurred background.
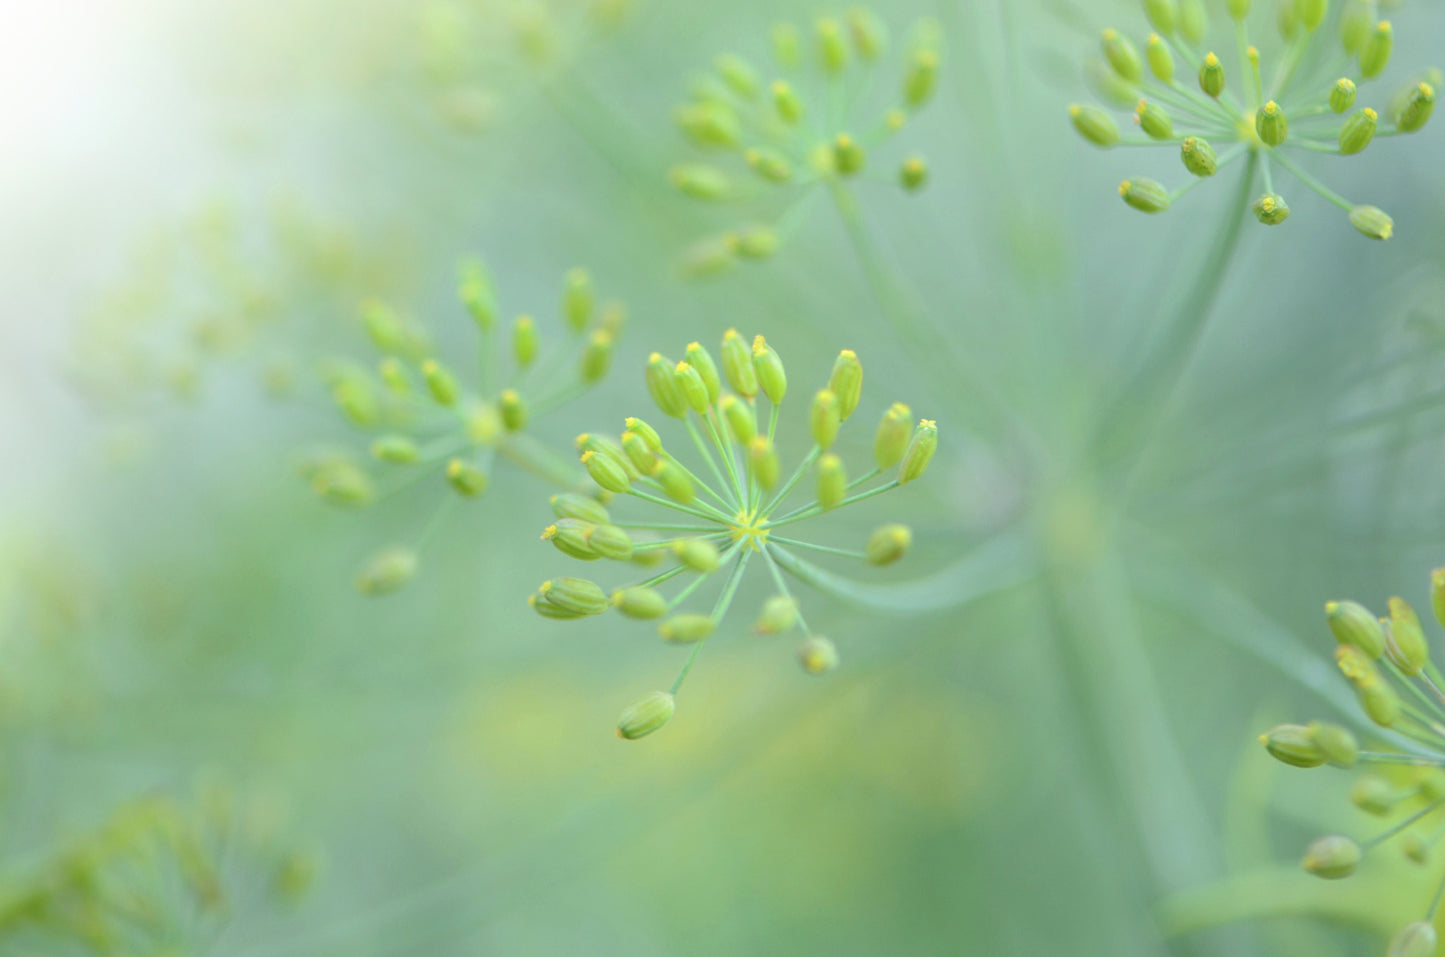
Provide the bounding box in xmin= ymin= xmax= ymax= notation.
xmin=4 ymin=0 xmax=1445 ymax=953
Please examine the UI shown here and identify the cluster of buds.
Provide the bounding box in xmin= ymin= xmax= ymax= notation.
xmin=305 ymin=259 xmax=624 ymax=596
xmin=1071 ymin=0 xmax=1438 ymax=238
xmin=668 ymin=9 xmax=941 ymax=277
xmin=528 ymin=331 xmax=938 ymax=739
xmin=1261 ymin=570 xmax=1445 ymax=954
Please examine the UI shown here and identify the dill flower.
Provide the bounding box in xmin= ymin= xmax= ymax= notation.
xmin=529 ymin=333 xmax=938 ymax=738
xmin=1072 ymin=1 xmax=1439 ymax=237
xmin=1261 ymin=569 xmax=1445 ymax=949
xmin=668 ymin=10 xmax=942 ymax=277
xmin=308 ymin=258 xmax=624 ymax=595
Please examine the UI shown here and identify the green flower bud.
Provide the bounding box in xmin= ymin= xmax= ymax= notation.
xmin=1338 ymin=107 xmax=1378 ymax=154
xmin=587 ymin=524 xmax=634 ymax=561
xmin=898 ymin=419 xmax=938 ymax=483
xmin=1422 ymin=768 xmax=1445 ymax=802
xmin=580 ymin=331 xmax=614 ymax=384
xmin=1297 ymin=0 xmax=1326 ymax=31
xmin=459 ymin=259 xmax=497 ymax=330
xmin=1226 ymin=0 xmax=1250 ymax=20
xmin=772 ymin=80 xmax=804 ymax=124
xmin=673 ymin=538 xmax=721 ymax=573
xmin=798 ymin=635 xmax=840 ymax=674
xmin=646 ymin=352 xmax=687 ymax=418
xmin=875 ymin=402 xmax=913 ymax=469
xmin=1180 ymin=136 xmax=1218 ymax=177
xmin=1302 ymin=835 xmax=1361 ymax=879
xmin=371 ymin=435 xmax=420 ymax=464
xmin=1327 ymin=600 xmax=1385 ymax=656
xmin=1260 ymin=723 xmax=1326 ymax=768
xmin=543 ymin=519 xmax=600 ymax=561
xmin=656 ymin=461 xmax=696 ymax=504
xmin=616 ymin=691 xmax=676 ymax=740
xmin=499 ymin=389 xmax=528 ymax=432
xmin=361 ymin=300 xmax=424 ymax=356
xmin=378 ymin=357 xmax=410 ymax=394
xmin=583 ymin=449 xmax=631 ymax=494
xmin=531 ymin=594 xmax=590 ymax=619
xmin=715 ymin=53 xmax=759 ymax=98
xmin=1179 ymin=0 xmax=1207 ymax=43
xmin=675 ymin=361 xmax=711 ymax=414
xmin=1069 ymin=104 xmax=1121 ymax=147
xmin=1146 ymin=34 xmax=1175 ymax=83
xmin=722 ymin=329 xmax=759 ymax=397
xmin=311 ymin=460 xmax=375 ymax=508
xmin=1330 ymin=78 xmax=1357 ymax=114
xmin=823 ymin=352 xmax=864 ymax=424
xmin=750 ymin=436 xmax=780 ymax=489
xmin=674 ymin=102 xmax=740 ymax=148
xmin=746 ymin=146 xmax=793 ymax=183
xmin=1145 ymin=0 xmax=1178 ymax=34
xmin=899 ymin=156 xmax=929 ymax=191
xmin=422 ymin=359 xmax=459 ymax=407
xmin=446 ymin=459 xmax=489 ymax=497
xmin=1359 ymin=21 xmax=1392 ymax=79
xmin=332 ymin=375 xmax=380 ymax=427
xmin=1351 ymin=774 xmax=1401 ymax=816
xmin=599 ymin=300 xmax=625 ymax=338
xmin=1134 ymin=99 xmax=1174 ymax=140
xmin=562 ymin=268 xmax=593 ymax=332
xmin=847 ymin=8 xmax=887 ymax=60
xmin=817 ymin=17 xmax=848 ymax=73
xmin=618 ymin=419 xmax=658 ymax=455
xmin=513 ymin=315 xmax=539 ymax=368
xmin=1255 ymin=100 xmax=1288 ymax=146
xmin=904 ymin=49 xmax=939 ymax=107
xmin=832 ymin=134 xmax=866 ymax=176
xmin=613 ymin=587 xmax=669 ymax=619
xmin=1199 ymin=51 xmax=1226 ymax=98
xmin=355 ymin=546 xmax=419 ymax=596
xmin=866 ymin=524 xmax=912 ymax=566
xmin=669 ymin=163 xmax=731 ymax=200
xmin=732 ymin=225 xmax=780 ymax=261
xmin=1403 ymin=833 xmax=1429 ymax=865
xmin=551 ymin=493 xmax=610 ymax=524
xmin=660 ymin=613 xmax=716 ymax=643
xmin=537 ymin=577 xmax=609 ymax=616
xmin=1252 ymin=193 xmax=1290 ymax=225
xmin=1308 ymin=722 xmax=1359 ymax=767
xmin=1101 ymin=29 xmax=1143 ymax=84
xmin=1087 ymin=58 xmax=1140 ymax=109
xmin=753 ymin=595 xmax=798 ymax=635
xmin=621 ymin=430 xmax=657 ymax=475
xmin=810 ymin=389 xmax=842 ymax=450
xmin=816 ymin=453 xmax=847 ymax=510
xmin=1350 ymin=204 xmax=1393 ymax=240
xmin=1388 ymin=922 xmax=1439 ymax=957
xmin=719 ymin=394 xmax=757 ymax=444
xmin=1340 ymin=0 xmax=1372 ymax=52
xmin=771 ymin=21 xmax=800 ymax=67
xmin=1387 ymin=597 xmax=1430 ymax=675
xmin=1395 ymin=82 xmax=1436 ymax=133
xmin=752 ymin=335 xmax=787 ymax=404
xmin=1360 ymin=677 xmax=1401 ymax=726
xmin=1119 ymin=177 xmax=1171 ymax=213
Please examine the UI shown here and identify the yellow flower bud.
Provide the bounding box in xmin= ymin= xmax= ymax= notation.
xmin=771 ymin=22 xmax=800 ymax=68
xmin=513 ymin=315 xmax=539 ymax=368
xmin=798 ymin=635 xmax=840 ymax=674
xmin=1260 ymin=723 xmax=1326 ymax=768
xmin=499 ymin=389 xmax=528 ymax=432
xmin=659 ymin=613 xmax=716 ymax=643
xmin=1179 ymin=0 xmax=1206 ymax=43
xmin=1255 ymin=101 xmax=1288 ymax=146
xmin=616 ymin=691 xmax=676 ymax=740
xmin=1070 ymin=102 xmax=1124 ymax=147
xmin=1340 ymin=0 xmax=1372 ymax=52
xmin=543 ymin=519 xmax=600 ymax=561
xmin=1252 ymin=193 xmax=1290 ymax=225
xmin=772 ymin=80 xmax=804 ymax=124
xmin=1146 ymin=34 xmax=1174 ymax=83
xmin=550 ymin=493 xmax=610 ymax=524
xmin=1327 ymin=600 xmax=1385 ymax=656
xmin=753 ymin=595 xmax=798 ymax=635
xmin=669 ymin=163 xmax=731 ymax=200
xmin=458 ymin=259 xmax=497 ymax=330
xmin=1395 ymin=82 xmax=1436 ymax=134
xmin=1387 ymin=597 xmax=1430 ymax=675
xmin=422 ymin=359 xmax=459 ymax=407
xmin=1101 ymin=29 xmax=1143 ymax=84
xmin=621 ymin=430 xmax=657 ymax=475
xmin=721 ymin=329 xmax=758 ymax=397
xmin=899 ymin=156 xmax=929 ymax=191
xmin=613 ymin=587 xmax=669 ymax=619
xmin=311 ymin=460 xmax=375 ymax=508
xmin=1351 ymin=774 xmax=1400 ymax=816
xmin=816 ymin=454 xmax=847 ymax=509
xmin=750 ymin=436 xmax=780 ymax=489
xmin=1308 ymin=722 xmax=1359 ymax=767
xmin=1225 ymin=0 xmax=1249 ymax=21
xmin=1330 ymin=78 xmax=1357 ymax=114
xmin=1199 ymin=51 xmax=1225 ymax=98
xmin=673 ymin=538 xmax=721 ymax=573
xmin=714 ymin=53 xmax=759 ymax=99
xmin=1349 ymin=205 xmax=1393 ymax=240
xmin=904 ymin=49 xmax=939 ymax=107
xmin=898 ymin=419 xmax=938 ymax=483
xmin=583 ymin=449 xmax=631 ymax=494
xmin=1145 ymin=0 xmax=1178 ymax=35
xmin=587 ymin=524 xmax=634 ymax=561
xmin=874 ymin=402 xmax=913 ymax=469
xmin=832 ymin=134 xmax=866 ymax=176
xmin=624 ymin=417 xmax=663 ymax=452
xmin=355 ymin=546 xmax=419 ymax=596
xmin=646 ymin=352 xmax=688 ymax=418
xmin=1359 ymin=21 xmax=1392 ymax=80
xmin=818 ymin=17 xmax=848 ymax=73
xmin=536 ymin=577 xmax=610 ymax=616
xmin=752 ymin=335 xmax=787 ymax=404
xmin=1119 ymin=178 xmax=1171 ymax=213
xmin=866 ymin=524 xmax=912 ymax=566
xmin=1338 ymin=107 xmax=1378 ymax=154
xmin=1301 ymin=835 xmax=1361 ymax=879
xmin=1180 ymin=137 xmax=1218 ymax=177
xmin=674 ymin=361 xmax=710 ymax=414
xmin=371 ymin=435 xmax=420 ymax=464
xmin=848 ymin=8 xmax=886 ymax=60
xmin=656 ymin=461 xmax=696 ymax=504
xmin=580 ymin=331 xmax=613 ymax=383
xmin=811 ymin=389 xmax=841 ymax=449
xmin=746 ymin=147 xmax=793 ymax=183
xmin=827 ymin=350 xmax=864 ymax=420
xmin=1297 ymin=0 xmax=1325 ymax=31
xmin=719 ymin=394 xmax=757 ymax=445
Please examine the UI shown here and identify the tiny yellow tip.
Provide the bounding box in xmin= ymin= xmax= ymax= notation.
xmin=1257 ymin=734 xmax=1269 ymax=745
xmin=752 ymin=335 xmax=767 ymax=353
xmin=1247 ymin=45 xmax=1258 ymax=58
xmin=1378 ymin=20 xmax=1391 ymax=30
xmin=687 ymin=341 xmax=701 ymax=350
xmin=1102 ymin=28 xmax=1118 ymax=40
xmin=1148 ymin=32 xmax=1161 ymax=42
xmin=542 ymin=524 xmax=558 ymax=540
xmin=1422 ymin=82 xmax=1436 ymax=96
xmin=840 ymin=348 xmax=856 ymax=358
xmin=1204 ymin=52 xmax=1219 ymax=65
xmin=675 ymin=361 xmax=690 ymax=373
xmin=920 ymin=419 xmax=937 ymax=428
xmin=501 ymin=388 xmax=519 ymax=401
xmin=581 ymin=450 xmax=596 ymax=463
xmin=724 ymin=328 xmax=740 ymax=338
xmin=447 ymin=459 xmax=462 ymax=475
xmin=1325 ymin=601 xmax=1340 ymax=614
xmin=1364 ymin=107 xmax=1378 ymax=119
xmin=1119 ymin=180 xmax=1131 ymax=195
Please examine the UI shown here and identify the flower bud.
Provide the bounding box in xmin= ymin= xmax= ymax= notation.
xmin=722 ymin=329 xmax=758 ymax=397
xmin=752 ymin=336 xmax=787 ymax=404
xmin=1069 ymin=104 xmax=1121 ymax=147
xmin=537 ymin=577 xmax=609 ymax=616
xmin=1101 ymin=29 xmax=1143 ymax=84
xmin=1087 ymin=59 xmax=1139 ymax=108
xmin=715 ymin=53 xmax=759 ymax=98
xmin=361 ymin=300 xmax=424 ymax=356
xmin=543 ymin=519 xmax=599 ymax=560
xmin=499 ymin=389 xmax=527 ymax=432
xmin=1387 ymin=597 xmax=1430 ymax=675
xmin=674 ymin=361 xmax=711 ymax=415
xmin=753 ymin=595 xmax=798 ymax=635
xmin=332 ymin=375 xmax=380 ymax=426
xmin=1144 ymin=0 xmax=1178 ymax=34
xmin=1395 ymin=82 xmax=1436 ymax=133
xmin=1252 ymin=193 xmax=1290 ymax=225
xmin=371 ymin=435 xmax=420 ymax=464
xmin=1351 ymin=774 xmax=1400 ymax=816
xmin=1180 ymin=137 xmax=1218 ymax=177
xmin=1388 ymin=922 xmax=1438 ymax=957
xmin=1296 ymin=0 xmax=1325 ymax=31
xmin=656 ymin=461 xmax=696 ymax=504
xmin=832 ymin=134 xmax=866 ymax=176
xmin=729 ymin=229 xmax=780 ymax=262
xmin=1301 ymin=835 xmax=1361 ymax=879
xmin=772 ymin=21 xmax=800 ymax=67
xmin=583 ymin=449 xmax=631 ymax=494
xmin=587 ymin=524 xmax=634 ymax=561
xmin=616 ymin=691 xmax=675 ymax=740
xmin=1308 ymin=722 xmax=1359 ymax=767
xmin=904 ymin=49 xmax=939 ymax=107
xmin=798 ymin=635 xmax=840 ymax=674
xmin=811 ymin=389 xmax=842 ymax=450
xmin=599 ymin=300 xmax=625 ymax=337
xmin=311 ymin=460 xmax=375 ymax=508
xmin=1340 ymin=0 xmax=1371 ymax=52
xmin=613 ymin=587 xmax=669 ymax=619
xmin=1359 ymin=21 xmax=1392 ymax=80
xmin=422 ymin=359 xmax=459 ymax=407
xmin=1177 ymin=0 xmax=1206 ymax=41
xmin=818 ymin=17 xmax=848 ymax=73
xmin=355 ymin=546 xmax=419 ymax=596
xmin=1119 ymin=178 xmax=1171 ymax=213
xmin=826 ymin=350 xmax=864 ymax=421
xmin=580 ymin=331 xmax=613 ymax=383
xmin=673 ymin=538 xmax=721 ymax=573
xmin=1327 ymin=600 xmax=1385 ymax=657
xmin=847 ymin=8 xmax=886 ymax=59
xmin=562 ymin=268 xmax=592 ymax=332
xmin=898 ymin=419 xmax=938 ymax=483
xmin=378 ymin=357 xmax=410 ymax=394
xmin=646 ymin=353 xmax=687 ymax=418
xmin=678 ymin=344 xmax=721 ymax=406
xmin=899 ymin=157 xmax=929 ymax=191
xmin=1330 ymin=78 xmax=1357 ymax=113
xmin=1359 ymin=677 xmax=1401 ymax=727
xmin=706 ymin=395 xmax=752 ymax=446
xmin=866 ymin=524 xmax=912 ymax=566
xmin=669 ymin=163 xmax=731 ymax=201
xmin=1226 ymin=0 xmax=1249 ymax=19
xmin=458 ymin=260 xmax=497 ymax=330
xmin=1260 ymin=723 xmax=1326 ymax=768
xmin=676 ymin=99 xmax=740 ymax=147
xmin=1255 ymin=100 xmax=1288 ymax=146
xmin=1146 ymin=34 xmax=1175 ymax=83
xmin=513 ymin=315 xmax=539 ymax=368
xmin=446 ymin=459 xmax=489 ymax=497
xmin=874 ymin=402 xmax=913 ymax=469
xmin=772 ymin=80 xmax=804 ymax=124
xmin=1338 ymin=107 xmax=1377 ymax=154
xmin=1134 ymin=99 xmax=1173 ymax=140
xmin=1199 ymin=52 xmax=1226 ymax=98
xmin=660 ymin=613 xmax=716 ymax=643
xmin=621 ymin=430 xmax=657 ymax=475
xmin=1402 ymin=833 xmax=1429 ymax=865
xmin=743 ymin=436 xmax=777 ymax=489
xmin=816 ymin=454 xmax=847 ymax=509
xmin=746 ymin=147 xmax=793 ymax=183
xmin=551 ymin=493 xmax=610 ymax=524
xmin=1350 ymin=205 xmax=1393 ymax=240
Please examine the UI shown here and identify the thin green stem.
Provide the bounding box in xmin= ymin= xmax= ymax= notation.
xmin=669 ymin=546 xmax=751 ymax=695
xmin=763 ymin=446 xmax=821 ymax=516
xmin=685 ymin=417 xmax=735 ymax=509
xmin=764 ymin=480 xmax=900 ymax=529
xmin=626 ymin=486 xmax=735 ymax=524
xmin=497 ymin=433 xmax=582 ymax=488
xmin=659 ymin=448 xmax=733 ymax=512
xmin=703 ymin=407 xmax=746 ymax=506
xmin=768 ymin=536 xmax=866 ymax=559
xmin=1270 ymin=148 xmax=1354 ymax=210
xmin=1362 ymin=799 xmax=1445 ymax=851
xmin=761 ymin=543 xmax=811 ymax=635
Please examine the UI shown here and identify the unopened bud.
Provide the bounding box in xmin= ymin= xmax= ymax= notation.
xmin=1133 ymin=99 xmax=1172 ymax=139
xmin=1330 ymin=78 xmax=1357 ymax=114
xmin=1145 ymin=0 xmax=1178 ymax=34
xmin=551 ymin=493 xmax=610 ymax=524
xmin=580 ymin=331 xmax=613 ymax=383
xmin=719 ymin=394 xmax=757 ymax=444
xmin=798 ymin=635 xmax=840 ymax=674
xmin=1180 ymin=137 xmax=1218 ymax=177
xmin=904 ymin=49 xmax=939 ymax=107
xmin=848 ymin=8 xmax=886 ymax=60
xmin=816 ymin=454 xmax=847 ymax=509
xmin=771 ymin=21 xmax=800 ymax=67
xmin=826 ymin=350 xmax=864 ymax=420
xmin=613 ymin=586 xmax=669 ymax=619
xmin=371 ymin=435 xmax=420 ymax=464
xmin=621 ymin=430 xmax=657 ymax=474
xmin=1395 ymin=82 xmax=1436 ymax=133
xmin=1359 ymin=677 xmax=1402 ymax=727
xmin=587 ymin=524 xmax=634 ymax=561
xmin=1296 ymin=0 xmax=1325 ymax=31
xmin=674 ymin=538 xmax=721 ymax=573
xmin=1339 ymin=107 xmax=1377 ymax=154
xmin=583 ymin=449 xmax=631 ymax=494
xmin=1387 ymin=597 xmax=1430 ymax=675
xmin=811 ymin=389 xmax=842 ymax=449
xmin=647 ymin=352 xmax=687 ymax=418
xmin=899 ymin=156 xmax=929 ymax=191
xmin=669 ymin=163 xmax=730 ymax=200
xmin=752 ymin=336 xmax=787 ymax=404
xmin=1301 ymin=835 xmax=1361 ymax=879
xmin=750 ymin=436 xmax=780 ymax=488
xmin=754 ymin=595 xmax=798 ymax=635
xmin=832 ymin=134 xmax=866 ymax=176
xmin=459 ymin=259 xmax=497 ymax=329
xmin=537 ymin=577 xmax=609 ymax=616
xmin=675 ymin=361 xmax=711 ymax=414
xmin=1351 ymin=774 xmax=1400 ymax=815
xmin=1199 ymin=51 xmax=1225 ymax=98
xmin=616 ymin=691 xmax=675 ymax=740
xmin=543 ymin=519 xmax=600 ymax=561
xmin=446 ymin=459 xmax=489 ymax=497
xmin=1309 ymin=722 xmax=1359 ymax=767
xmin=722 ymin=329 xmax=758 ymax=397
xmin=660 ymin=613 xmax=716 ymax=643
xmin=356 ymin=546 xmax=419 ymax=596
xmin=1261 ymin=723 xmax=1326 ymax=768
xmin=311 ymin=460 xmax=375 ymax=508
xmin=866 ymin=524 xmax=912 ymax=566
xmin=746 ymin=146 xmax=792 ymax=183
xmin=378 ymin=357 xmax=410 ymax=394
xmin=1388 ymin=923 xmax=1439 ymax=957
xmin=1179 ymin=0 xmax=1206 ymax=42
xmin=513 ymin=315 xmax=539 ymax=368
xmin=1327 ymin=600 xmax=1385 ymax=657
xmin=1070 ymin=104 xmax=1120 ymax=147
xmin=898 ymin=419 xmax=938 ymax=483
xmin=772 ymin=80 xmax=804 ymax=124
xmin=875 ymin=402 xmax=913 ymax=469
xmin=817 ymin=17 xmax=848 ymax=72
xmin=422 ymin=359 xmax=459 ymax=407
xmin=1146 ymin=34 xmax=1175 ymax=83
xmin=1359 ymin=21 xmax=1393 ymax=80
xmin=1349 ymin=205 xmax=1393 ymax=241
xmin=1252 ymin=193 xmax=1290 ymax=225
xmin=1226 ymin=0 xmax=1250 ymax=20
xmin=562 ymin=268 xmax=593 ymax=332
xmin=499 ymin=389 xmax=528 ymax=432
xmin=1101 ymin=29 xmax=1143 ymax=84
xmin=1255 ymin=101 xmax=1288 ymax=146
xmin=1119 ymin=178 xmax=1171 ymax=213
xmin=656 ymin=461 xmax=696 ymax=504
xmin=715 ymin=53 xmax=759 ymax=98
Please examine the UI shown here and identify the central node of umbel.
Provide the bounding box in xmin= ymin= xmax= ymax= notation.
xmin=730 ymin=508 xmax=770 ymax=550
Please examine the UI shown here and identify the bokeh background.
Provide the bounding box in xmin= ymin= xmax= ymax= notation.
xmin=4 ymin=0 xmax=1445 ymax=953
